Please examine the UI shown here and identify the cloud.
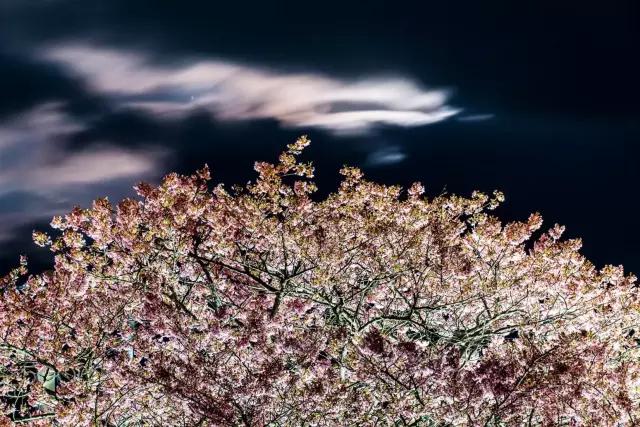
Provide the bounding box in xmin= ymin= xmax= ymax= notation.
xmin=0 ymin=103 xmax=165 ymax=242
xmin=365 ymin=146 xmax=407 ymax=166
xmin=28 ymin=147 xmax=158 ymax=187
xmin=0 ymin=101 xmax=83 ymax=150
xmin=42 ymin=44 xmax=460 ymax=135
xmin=456 ymin=114 xmax=495 ymax=122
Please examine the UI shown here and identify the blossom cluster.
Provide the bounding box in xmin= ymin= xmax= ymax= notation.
xmin=1 ymin=136 xmax=638 ymax=426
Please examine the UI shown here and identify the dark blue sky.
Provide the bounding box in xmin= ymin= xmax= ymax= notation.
xmin=0 ymin=0 xmax=638 ymax=274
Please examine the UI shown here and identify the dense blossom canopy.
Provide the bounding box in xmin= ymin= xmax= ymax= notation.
xmin=1 ymin=136 xmax=639 ymax=426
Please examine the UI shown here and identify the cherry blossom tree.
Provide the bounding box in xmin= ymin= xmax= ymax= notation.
xmin=1 ymin=136 xmax=639 ymax=426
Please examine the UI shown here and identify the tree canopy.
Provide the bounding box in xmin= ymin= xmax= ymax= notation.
xmin=1 ymin=136 xmax=639 ymax=426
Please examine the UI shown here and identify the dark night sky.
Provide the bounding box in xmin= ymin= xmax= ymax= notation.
xmin=0 ymin=0 xmax=638 ymax=274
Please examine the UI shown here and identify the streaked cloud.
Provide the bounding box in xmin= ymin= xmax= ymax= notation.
xmin=42 ymin=44 xmax=460 ymax=134
xmin=365 ymin=146 xmax=407 ymax=166
xmin=28 ymin=147 xmax=158 ymax=187
xmin=456 ymin=113 xmax=495 ymax=122
xmin=0 ymin=103 xmax=165 ymax=242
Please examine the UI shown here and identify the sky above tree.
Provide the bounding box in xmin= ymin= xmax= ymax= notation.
xmin=0 ymin=0 xmax=638 ymax=274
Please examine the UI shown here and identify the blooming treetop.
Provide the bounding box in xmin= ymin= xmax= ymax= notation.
xmin=1 ymin=136 xmax=639 ymax=426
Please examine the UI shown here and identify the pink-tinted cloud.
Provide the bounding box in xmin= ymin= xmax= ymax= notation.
xmin=43 ymin=44 xmax=460 ymax=134
xmin=0 ymin=103 xmax=165 ymax=241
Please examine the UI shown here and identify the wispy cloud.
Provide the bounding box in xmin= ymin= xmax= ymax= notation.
xmin=42 ymin=44 xmax=460 ymax=134
xmin=0 ymin=103 xmax=165 ymax=241
xmin=456 ymin=114 xmax=495 ymax=122
xmin=365 ymin=146 xmax=407 ymax=166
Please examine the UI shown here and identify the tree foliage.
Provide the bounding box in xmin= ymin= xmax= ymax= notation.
xmin=1 ymin=136 xmax=639 ymax=426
